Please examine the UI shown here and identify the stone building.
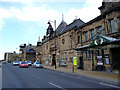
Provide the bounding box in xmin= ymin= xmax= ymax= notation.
xmin=36 ymin=37 xmax=42 ymax=62
xmin=39 ymin=18 xmax=85 ymax=67
xmin=4 ymin=52 xmax=19 ymax=63
xmin=19 ymin=44 xmax=36 ymax=63
xmin=75 ymin=1 xmax=120 ymax=72
xmin=37 ymin=1 xmax=120 ymax=72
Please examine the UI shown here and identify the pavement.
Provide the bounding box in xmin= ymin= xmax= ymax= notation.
xmin=44 ymin=65 xmax=120 ymax=86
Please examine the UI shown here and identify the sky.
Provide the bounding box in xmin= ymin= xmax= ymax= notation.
xmin=0 ymin=0 xmax=103 ymax=60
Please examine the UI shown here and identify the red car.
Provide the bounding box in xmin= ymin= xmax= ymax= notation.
xmin=19 ymin=61 xmax=29 ymax=68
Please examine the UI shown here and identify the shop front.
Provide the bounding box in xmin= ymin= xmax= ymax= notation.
xmin=75 ymin=34 xmax=120 ymax=72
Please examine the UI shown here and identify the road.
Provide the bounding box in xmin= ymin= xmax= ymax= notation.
xmin=2 ymin=63 xmax=119 ymax=89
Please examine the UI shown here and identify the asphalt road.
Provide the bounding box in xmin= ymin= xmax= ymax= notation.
xmin=2 ymin=63 xmax=119 ymax=89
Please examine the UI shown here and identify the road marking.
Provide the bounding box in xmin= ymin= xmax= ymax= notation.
xmin=49 ymin=82 xmax=62 ymax=88
xmin=100 ymin=82 xmax=120 ymax=88
xmin=49 ymin=82 xmax=66 ymax=90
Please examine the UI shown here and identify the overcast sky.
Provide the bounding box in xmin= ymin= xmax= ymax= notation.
xmin=0 ymin=0 xmax=103 ymax=60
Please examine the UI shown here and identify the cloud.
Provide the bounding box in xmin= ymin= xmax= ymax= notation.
xmin=0 ymin=0 xmax=103 ymax=30
xmin=0 ymin=8 xmax=11 ymax=31
xmin=66 ymin=0 xmax=102 ymax=23
xmin=10 ymin=6 xmax=61 ymax=22
xmin=1 ymin=0 xmax=85 ymax=3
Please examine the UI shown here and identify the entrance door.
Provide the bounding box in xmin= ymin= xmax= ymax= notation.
xmin=52 ymin=54 xmax=56 ymax=66
xmin=111 ymin=48 xmax=120 ymax=71
xmin=78 ymin=57 xmax=84 ymax=69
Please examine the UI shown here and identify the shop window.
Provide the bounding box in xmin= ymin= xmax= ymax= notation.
xmin=117 ymin=17 xmax=120 ymax=31
xmin=60 ymin=60 xmax=67 ymax=66
xmin=109 ymin=19 xmax=115 ymax=33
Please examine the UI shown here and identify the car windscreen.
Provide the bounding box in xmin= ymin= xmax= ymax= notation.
xmin=36 ymin=62 xmax=40 ymax=64
xmin=21 ymin=62 xmax=27 ymax=64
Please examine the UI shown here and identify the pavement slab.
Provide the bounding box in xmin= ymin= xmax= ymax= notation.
xmin=44 ymin=65 xmax=119 ymax=86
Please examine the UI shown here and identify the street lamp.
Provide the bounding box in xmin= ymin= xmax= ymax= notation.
xmin=54 ymin=20 xmax=57 ymax=69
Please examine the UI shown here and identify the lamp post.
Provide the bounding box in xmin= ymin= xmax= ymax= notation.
xmin=54 ymin=20 xmax=57 ymax=69
xmin=80 ymin=30 xmax=84 ymax=70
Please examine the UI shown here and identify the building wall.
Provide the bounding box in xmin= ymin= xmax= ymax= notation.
xmin=77 ymin=10 xmax=120 ymax=71
xmin=38 ymin=2 xmax=120 ymax=71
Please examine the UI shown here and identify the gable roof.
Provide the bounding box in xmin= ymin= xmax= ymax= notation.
xmin=60 ymin=18 xmax=85 ymax=35
xmin=25 ymin=44 xmax=36 ymax=53
xmin=55 ymin=21 xmax=67 ymax=35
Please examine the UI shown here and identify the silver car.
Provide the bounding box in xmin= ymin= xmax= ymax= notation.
xmin=33 ymin=62 xmax=43 ymax=68
xmin=25 ymin=60 xmax=32 ymax=66
xmin=13 ymin=61 xmax=20 ymax=66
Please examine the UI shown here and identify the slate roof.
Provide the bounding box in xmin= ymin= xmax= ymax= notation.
xmin=100 ymin=35 xmax=117 ymax=42
xmin=55 ymin=21 xmax=67 ymax=35
xmin=25 ymin=44 xmax=36 ymax=53
xmin=42 ymin=18 xmax=85 ymax=43
xmin=60 ymin=18 xmax=85 ymax=35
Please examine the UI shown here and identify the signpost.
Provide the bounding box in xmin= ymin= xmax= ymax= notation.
xmin=73 ymin=57 xmax=77 ymax=73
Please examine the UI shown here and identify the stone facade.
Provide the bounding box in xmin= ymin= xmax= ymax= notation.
xmin=76 ymin=1 xmax=120 ymax=72
xmin=4 ymin=52 xmax=19 ymax=63
xmin=19 ymin=44 xmax=36 ymax=63
xmin=36 ymin=1 xmax=120 ymax=72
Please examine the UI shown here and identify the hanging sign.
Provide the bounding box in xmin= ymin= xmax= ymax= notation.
xmin=73 ymin=57 xmax=77 ymax=66
xmin=97 ymin=56 xmax=103 ymax=66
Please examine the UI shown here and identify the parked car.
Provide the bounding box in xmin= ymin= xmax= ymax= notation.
xmin=19 ymin=61 xmax=29 ymax=68
xmin=33 ymin=62 xmax=43 ymax=68
xmin=25 ymin=60 xmax=32 ymax=66
xmin=13 ymin=61 xmax=19 ymax=66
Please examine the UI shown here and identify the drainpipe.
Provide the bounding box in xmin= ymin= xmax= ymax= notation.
xmin=80 ymin=29 xmax=84 ymax=70
xmin=92 ymin=50 xmax=94 ymax=71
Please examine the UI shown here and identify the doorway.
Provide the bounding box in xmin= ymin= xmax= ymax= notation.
xmin=78 ymin=57 xmax=84 ymax=69
xmin=111 ymin=47 xmax=120 ymax=71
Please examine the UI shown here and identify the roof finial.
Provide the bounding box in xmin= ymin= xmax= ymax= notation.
xmin=38 ymin=36 xmax=40 ymax=42
xmin=75 ymin=16 xmax=77 ymax=20
xmin=62 ymin=14 xmax=64 ymax=21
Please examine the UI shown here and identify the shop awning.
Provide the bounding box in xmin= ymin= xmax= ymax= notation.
xmin=75 ymin=34 xmax=120 ymax=50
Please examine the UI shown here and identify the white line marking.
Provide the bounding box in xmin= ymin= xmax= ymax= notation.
xmin=49 ymin=82 xmax=66 ymax=90
xmin=49 ymin=82 xmax=62 ymax=88
xmin=100 ymin=82 xmax=120 ymax=88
